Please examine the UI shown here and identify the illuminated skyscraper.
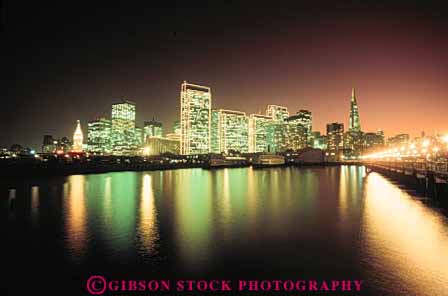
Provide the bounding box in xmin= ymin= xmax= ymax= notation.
xmin=211 ymin=110 xmax=220 ymax=153
xmin=266 ymin=105 xmax=289 ymax=121
xmin=249 ymin=114 xmax=273 ymax=153
xmin=364 ymin=131 xmax=385 ymax=152
xmin=87 ymin=117 xmax=111 ymax=154
xmin=266 ymin=121 xmax=307 ymax=152
xmin=111 ymin=99 xmax=136 ymax=155
xmin=144 ymin=119 xmax=163 ymax=139
xmin=349 ymin=88 xmax=361 ymax=132
xmin=180 ymin=81 xmax=211 ymax=155
xmin=212 ymin=109 xmax=249 ymax=153
xmin=345 ymin=88 xmax=363 ymax=158
xmin=286 ymin=110 xmax=312 ymax=146
xmin=326 ymin=122 xmax=344 ymax=160
xmin=311 ymin=131 xmax=327 ymax=150
xmin=72 ymin=120 xmax=83 ymax=152
xmin=135 ymin=126 xmax=144 ymax=148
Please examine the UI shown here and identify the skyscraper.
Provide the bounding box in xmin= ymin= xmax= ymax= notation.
xmin=286 ymin=110 xmax=312 ymax=146
xmin=212 ymin=109 xmax=249 ymax=153
xmin=266 ymin=105 xmax=289 ymax=121
xmin=346 ymin=88 xmax=363 ymax=158
xmin=248 ymin=114 xmax=273 ymax=153
xmin=87 ymin=117 xmax=111 ymax=154
xmin=349 ymin=88 xmax=361 ymax=132
xmin=72 ymin=120 xmax=83 ymax=152
xmin=135 ymin=126 xmax=144 ymax=148
xmin=111 ymin=99 xmax=136 ymax=155
xmin=326 ymin=122 xmax=344 ymax=160
xmin=144 ymin=119 xmax=163 ymax=139
xmin=180 ymin=81 xmax=211 ymax=155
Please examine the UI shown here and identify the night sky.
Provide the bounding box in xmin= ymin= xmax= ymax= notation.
xmin=3 ymin=1 xmax=448 ymax=149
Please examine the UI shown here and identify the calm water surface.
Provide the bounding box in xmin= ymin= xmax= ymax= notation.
xmin=3 ymin=166 xmax=448 ymax=295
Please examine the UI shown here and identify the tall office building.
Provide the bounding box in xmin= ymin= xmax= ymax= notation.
xmin=349 ymin=88 xmax=361 ymax=132
xmin=87 ymin=117 xmax=111 ymax=154
xmin=211 ymin=110 xmax=221 ymax=153
xmin=111 ymin=99 xmax=137 ymax=155
xmin=266 ymin=105 xmax=289 ymax=121
xmin=345 ymin=88 xmax=363 ymax=158
xmin=144 ymin=119 xmax=163 ymax=139
xmin=311 ymin=131 xmax=327 ymax=150
xmin=249 ymin=114 xmax=273 ymax=153
xmin=180 ymin=81 xmax=211 ymax=155
xmin=135 ymin=126 xmax=144 ymax=148
xmin=327 ymin=122 xmax=344 ymax=159
xmin=212 ymin=109 xmax=249 ymax=153
xmin=364 ymin=131 xmax=385 ymax=151
xmin=286 ymin=110 xmax=312 ymax=146
xmin=266 ymin=121 xmax=307 ymax=152
xmin=72 ymin=120 xmax=83 ymax=152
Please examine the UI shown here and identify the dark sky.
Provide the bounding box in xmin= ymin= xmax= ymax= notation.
xmin=3 ymin=1 xmax=448 ymax=149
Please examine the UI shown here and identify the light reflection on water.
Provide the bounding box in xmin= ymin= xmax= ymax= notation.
xmin=3 ymin=166 xmax=448 ymax=295
xmin=361 ymin=172 xmax=448 ymax=296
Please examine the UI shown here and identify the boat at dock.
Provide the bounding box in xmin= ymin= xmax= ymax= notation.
xmin=252 ymin=154 xmax=286 ymax=168
xmin=204 ymin=155 xmax=248 ymax=169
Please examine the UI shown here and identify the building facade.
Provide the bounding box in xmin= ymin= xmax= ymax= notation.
xmin=144 ymin=120 xmax=163 ymax=139
xmin=326 ymin=122 xmax=344 ymax=160
xmin=266 ymin=105 xmax=289 ymax=121
xmin=144 ymin=137 xmax=180 ymax=156
xmin=248 ymin=114 xmax=273 ymax=153
xmin=286 ymin=110 xmax=312 ymax=146
xmin=87 ymin=118 xmax=111 ymax=154
xmin=211 ymin=109 xmax=249 ymax=153
xmin=111 ymin=99 xmax=137 ymax=155
xmin=180 ymin=81 xmax=211 ymax=155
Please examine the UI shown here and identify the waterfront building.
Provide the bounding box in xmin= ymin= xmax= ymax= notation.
xmin=211 ymin=110 xmax=220 ymax=153
xmin=343 ymin=131 xmax=364 ymax=159
xmin=144 ymin=119 xmax=163 ymax=139
xmin=387 ymin=134 xmax=410 ymax=147
xmin=72 ymin=120 xmax=83 ymax=152
xmin=87 ymin=117 xmax=111 ymax=154
xmin=42 ymin=135 xmax=55 ymax=153
xmin=364 ymin=131 xmax=385 ymax=152
xmin=326 ymin=122 xmax=344 ymax=160
xmin=311 ymin=131 xmax=327 ymax=150
xmin=248 ymin=113 xmax=273 ymax=153
xmin=212 ymin=109 xmax=249 ymax=153
xmin=144 ymin=137 xmax=180 ymax=156
xmin=111 ymin=99 xmax=137 ymax=155
xmin=59 ymin=137 xmax=72 ymax=152
xmin=286 ymin=110 xmax=312 ymax=146
xmin=266 ymin=105 xmax=289 ymax=121
xmin=266 ymin=121 xmax=307 ymax=152
xmin=180 ymin=81 xmax=211 ymax=155
xmin=135 ymin=126 xmax=144 ymax=148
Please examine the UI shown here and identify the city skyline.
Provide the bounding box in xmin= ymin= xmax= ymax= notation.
xmin=4 ymin=2 xmax=448 ymax=148
xmin=2 ymin=83 xmax=447 ymax=150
